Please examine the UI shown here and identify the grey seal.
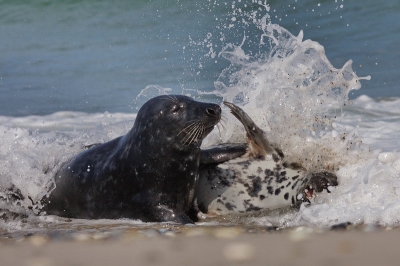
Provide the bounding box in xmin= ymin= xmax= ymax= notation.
xmin=41 ymin=95 xmax=246 ymax=223
xmin=196 ymin=102 xmax=338 ymax=215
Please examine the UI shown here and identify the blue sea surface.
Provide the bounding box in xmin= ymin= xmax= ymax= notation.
xmin=0 ymin=0 xmax=399 ymax=116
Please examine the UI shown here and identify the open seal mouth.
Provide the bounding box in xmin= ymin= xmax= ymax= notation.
xmin=301 ymin=172 xmax=338 ymax=202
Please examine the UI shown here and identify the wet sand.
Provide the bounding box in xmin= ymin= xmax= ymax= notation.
xmin=1 ymin=225 xmax=400 ymax=266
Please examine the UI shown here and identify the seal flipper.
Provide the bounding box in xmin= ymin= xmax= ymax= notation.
xmin=150 ymin=205 xmax=194 ymax=224
xmin=84 ymin=143 xmax=101 ymax=149
xmin=223 ymin=102 xmax=280 ymax=158
xmin=200 ymin=143 xmax=247 ymax=165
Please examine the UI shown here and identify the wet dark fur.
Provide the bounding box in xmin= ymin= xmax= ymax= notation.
xmin=41 ymin=95 xmax=224 ymax=223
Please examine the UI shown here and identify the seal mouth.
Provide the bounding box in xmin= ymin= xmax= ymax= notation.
xmin=204 ymin=123 xmax=217 ymax=135
xmin=204 ymin=113 xmax=221 ymax=135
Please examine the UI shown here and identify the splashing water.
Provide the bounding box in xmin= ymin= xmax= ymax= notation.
xmin=198 ymin=4 xmax=400 ymax=228
xmin=0 ymin=118 xmax=133 ymax=231
xmin=203 ymin=10 xmax=371 ymax=174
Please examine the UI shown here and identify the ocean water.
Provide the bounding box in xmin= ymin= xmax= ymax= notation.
xmin=1 ymin=0 xmax=400 ymax=233
xmin=1 ymin=0 xmax=399 ymax=116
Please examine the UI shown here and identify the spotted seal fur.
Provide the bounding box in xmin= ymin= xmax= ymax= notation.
xmin=196 ymin=102 xmax=338 ymax=215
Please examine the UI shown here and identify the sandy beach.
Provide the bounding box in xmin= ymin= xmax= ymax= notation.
xmin=1 ymin=225 xmax=400 ymax=266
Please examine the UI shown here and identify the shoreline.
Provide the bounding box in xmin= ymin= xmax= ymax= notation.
xmin=1 ymin=225 xmax=400 ymax=266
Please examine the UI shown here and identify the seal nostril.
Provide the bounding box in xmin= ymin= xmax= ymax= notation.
xmin=206 ymin=108 xmax=218 ymax=117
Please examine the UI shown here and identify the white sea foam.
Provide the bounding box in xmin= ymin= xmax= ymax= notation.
xmin=204 ymin=20 xmax=371 ymax=173
xmin=0 ymin=113 xmax=135 ymax=228
xmin=0 ymin=112 xmax=136 ymax=132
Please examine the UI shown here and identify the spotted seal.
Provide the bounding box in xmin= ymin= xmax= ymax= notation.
xmin=196 ymin=102 xmax=338 ymax=215
xmin=41 ymin=95 xmax=246 ymax=223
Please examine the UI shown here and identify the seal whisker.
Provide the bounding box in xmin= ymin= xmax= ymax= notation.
xmin=197 ymin=123 xmax=206 ymax=141
xmin=183 ymin=122 xmax=203 ymax=145
xmin=178 ymin=120 xmax=199 ymax=136
xmin=216 ymin=123 xmax=225 ymax=138
xmin=201 ymin=123 xmax=206 ymax=138
xmin=164 ymin=94 xmax=179 ymax=104
xmin=220 ymin=122 xmax=227 ymax=132
xmin=190 ymin=124 xmax=204 ymax=145
xmin=183 ymin=123 xmax=201 ymax=145
xmin=220 ymin=115 xmax=228 ymax=124
xmin=216 ymin=115 xmax=227 ymax=130
xmin=180 ymin=122 xmax=198 ymax=143
xmin=182 ymin=119 xmax=201 ymax=125
xmin=164 ymin=95 xmax=174 ymax=102
xmin=178 ymin=121 xmax=196 ymax=134
xmin=219 ymin=115 xmax=229 ymax=130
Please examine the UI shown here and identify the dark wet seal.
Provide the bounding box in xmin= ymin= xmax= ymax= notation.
xmin=266 ymin=226 xmax=279 ymax=231
xmin=331 ymin=222 xmax=352 ymax=231
xmin=41 ymin=95 xmax=237 ymax=224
